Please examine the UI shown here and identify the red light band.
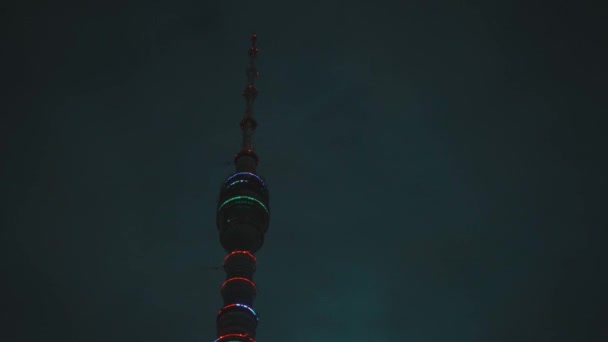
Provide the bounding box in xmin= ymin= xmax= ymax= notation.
xmin=221 ymin=277 xmax=256 ymax=290
xmin=214 ymin=333 xmax=255 ymax=342
xmin=223 ymin=250 xmax=256 ymax=266
xmin=217 ymin=303 xmax=258 ymax=319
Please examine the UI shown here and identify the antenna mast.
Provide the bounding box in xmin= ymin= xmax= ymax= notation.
xmin=240 ymin=33 xmax=259 ymax=152
xmin=234 ymin=33 xmax=260 ymax=173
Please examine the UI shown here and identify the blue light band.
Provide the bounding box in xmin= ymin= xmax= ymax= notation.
xmin=224 ymin=172 xmax=266 ymax=187
xmin=226 ymin=179 xmax=248 ymax=189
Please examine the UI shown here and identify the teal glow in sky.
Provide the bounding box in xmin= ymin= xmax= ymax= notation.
xmin=1 ymin=1 xmax=606 ymax=342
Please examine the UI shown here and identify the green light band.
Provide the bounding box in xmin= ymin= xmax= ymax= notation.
xmin=218 ymin=196 xmax=269 ymax=214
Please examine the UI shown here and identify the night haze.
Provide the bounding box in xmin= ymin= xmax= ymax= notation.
xmin=1 ymin=1 xmax=607 ymax=341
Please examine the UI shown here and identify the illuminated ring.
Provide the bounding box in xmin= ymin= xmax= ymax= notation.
xmin=224 ymin=172 xmax=266 ymax=187
xmin=226 ymin=179 xmax=249 ymax=190
xmin=223 ymin=251 xmax=256 ymax=267
xmin=217 ymin=303 xmax=258 ymax=321
xmin=221 ymin=277 xmax=256 ymax=291
xmin=218 ymin=196 xmax=269 ymax=214
xmin=214 ymin=333 xmax=255 ymax=342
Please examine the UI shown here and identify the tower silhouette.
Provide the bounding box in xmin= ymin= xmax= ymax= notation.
xmin=214 ymin=34 xmax=269 ymax=342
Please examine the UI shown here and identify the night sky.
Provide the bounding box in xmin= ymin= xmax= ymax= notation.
xmin=2 ymin=1 xmax=607 ymax=341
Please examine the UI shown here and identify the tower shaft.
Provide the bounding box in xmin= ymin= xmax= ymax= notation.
xmin=214 ymin=34 xmax=269 ymax=342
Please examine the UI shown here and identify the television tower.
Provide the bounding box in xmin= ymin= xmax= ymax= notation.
xmin=214 ymin=34 xmax=270 ymax=342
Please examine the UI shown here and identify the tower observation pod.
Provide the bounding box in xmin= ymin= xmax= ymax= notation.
xmin=214 ymin=33 xmax=269 ymax=342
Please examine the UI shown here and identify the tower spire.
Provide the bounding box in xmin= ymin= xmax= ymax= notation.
xmin=235 ymin=33 xmax=260 ymax=172
xmin=214 ymin=35 xmax=270 ymax=341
